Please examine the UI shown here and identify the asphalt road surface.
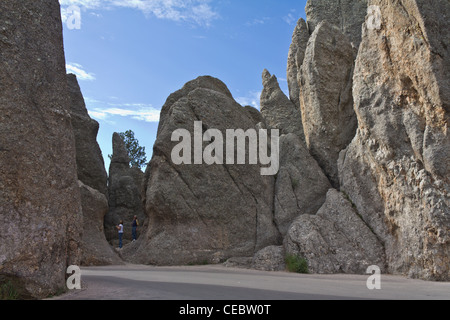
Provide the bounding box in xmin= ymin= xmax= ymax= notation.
xmin=52 ymin=264 xmax=450 ymax=300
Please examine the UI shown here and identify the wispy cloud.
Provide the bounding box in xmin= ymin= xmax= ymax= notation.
xmin=245 ymin=17 xmax=270 ymax=27
xmin=66 ymin=63 xmax=96 ymax=81
xmin=283 ymin=9 xmax=298 ymax=25
xmin=85 ymin=98 xmax=161 ymax=123
xmin=60 ymin=0 xmax=103 ymax=8
xmin=235 ymin=91 xmax=261 ymax=110
xmin=59 ymin=0 xmax=219 ymax=27
xmin=90 ymin=107 xmax=160 ymax=122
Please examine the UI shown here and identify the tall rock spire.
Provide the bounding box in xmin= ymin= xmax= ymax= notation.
xmin=0 ymin=0 xmax=82 ymax=298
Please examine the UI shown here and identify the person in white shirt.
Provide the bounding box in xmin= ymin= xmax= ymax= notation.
xmin=116 ymin=220 xmax=124 ymax=249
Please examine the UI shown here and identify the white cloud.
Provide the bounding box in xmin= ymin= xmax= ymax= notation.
xmin=90 ymin=107 xmax=160 ymax=122
xmin=283 ymin=11 xmax=297 ymax=25
xmin=89 ymin=12 xmax=103 ymax=18
xmin=86 ymin=99 xmax=161 ymax=123
xmin=59 ymin=0 xmax=219 ymax=26
xmin=66 ymin=63 xmax=96 ymax=81
xmin=88 ymin=110 xmax=110 ymax=120
xmin=59 ymin=0 xmax=104 ymax=9
xmin=245 ymin=17 xmax=270 ymax=27
xmin=235 ymin=91 xmax=261 ymax=110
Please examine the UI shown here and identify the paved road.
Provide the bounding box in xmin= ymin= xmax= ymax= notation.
xmin=52 ymin=264 xmax=450 ymax=300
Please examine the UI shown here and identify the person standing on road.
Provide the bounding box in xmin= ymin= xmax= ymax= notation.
xmin=116 ymin=220 xmax=124 ymax=249
xmin=132 ymin=215 xmax=139 ymax=242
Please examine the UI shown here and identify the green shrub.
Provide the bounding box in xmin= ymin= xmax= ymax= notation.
xmin=187 ymin=259 xmax=209 ymax=266
xmin=291 ymin=178 xmax=299 ymax=190
xmin=285 ymin=254 xmax=309 ymax=274
xmin=0 ymin=280 xmax=20 ymax=300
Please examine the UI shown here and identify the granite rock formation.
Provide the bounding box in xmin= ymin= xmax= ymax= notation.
xmin=123 ymin=76 xmax=280 ymax=265
xmin=286 ymin=1 xmax=367 ymax=187
xmin=252 ymin=246 xmax=286 ymax=272
xmin=274 ymin=134 xmax=330 ymax=236
xmin=261 ymin=69 xmax=304 ymax=140
xmin=0 ymin=0 xmax=82 ymax=298
xmin=78 ymin=181 xmax=123 ymax=266
xmin=67 ymin=74 xmax=122 ymax=266
xmin=105 ymin=133 xmax=145 ymax=245
xmin=282 ymin=0 xmax=448 ymax=280
xmin=287 ymin=18 xmax=310 ymax=112
xmin=1 ymin=0 xmax=448 ymax=299
xmin=287 ymin=0 xmax=368 ymax=112
xmin=285 ymin=189 xmax=386 ymax=274
xmin=305 ymin=0 xmax=368 ymax=48
xmin=299 ymin=21 xmax=357 ymax=187
xmin=67 ymin=74 xmax=108 ymax=196
xmin=339 ymin=0 xmax=449 ymax=280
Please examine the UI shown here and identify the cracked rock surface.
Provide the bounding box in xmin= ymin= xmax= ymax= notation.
xmin=122 ymin=76 xmax=280 ymax=265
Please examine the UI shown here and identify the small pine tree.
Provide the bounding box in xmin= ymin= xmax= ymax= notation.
xmin=110 ymin=130 xmax=147 ymax=170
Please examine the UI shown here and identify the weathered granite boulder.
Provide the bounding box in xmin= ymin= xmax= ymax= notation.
xmin=305 ymin=0 xmax=368 ymax=49
xmin=67 ymin=74 xmax=121 ymax=265
xmin=286 ymin=0 xmax=366 ymax=188
xmin=123 ymin=76 xmax=280 ymax=265
xmin=287 ymin=0 xmax=368 ymax=116
xmin=67 ymin=74 xmax=108 ymax=196
xmin=285 ymin=189 xmax=386 ymax=274
xmin=252 ymin=246 xmax=286 ymax=272
xmin=339 ymin=0 xmax=449 ymax=280
xmin=299 ymin=21 xmax=357 ymax=188
xmin=105 ymin=133 xmax=145 ymax=245
xmin=274 ymin=134 xmax=331 ymax=236
xmin=286 ymin=18 xmax=310 ymax=112
xmin=260 ymin=69 xmax=304 ymax=140
xmin=0 ymin=0 xmax=82 ymax=298
xmin=78 ymin=181 xmax=123 ymax=266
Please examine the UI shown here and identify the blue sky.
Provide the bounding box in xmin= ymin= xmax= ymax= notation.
xmin=60 ymin=0 xmax=308 ymax=171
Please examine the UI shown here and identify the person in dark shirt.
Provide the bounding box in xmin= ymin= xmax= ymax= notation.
xmin=132 ymin=216 xmax=139 ymax=242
